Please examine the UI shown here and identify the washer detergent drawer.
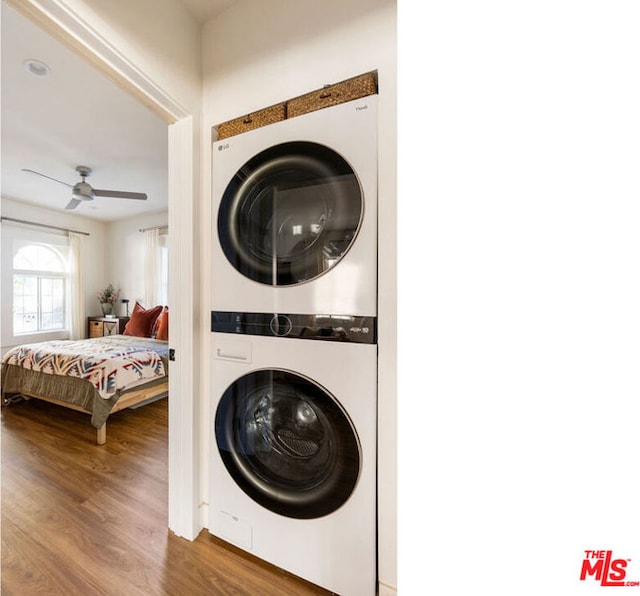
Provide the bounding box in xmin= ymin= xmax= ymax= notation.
xmin=213 ymin=338 xmax=252 ymax=363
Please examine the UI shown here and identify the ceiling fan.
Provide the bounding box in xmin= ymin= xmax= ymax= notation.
xmin=22 ymin=165 xmax=148 ymax=210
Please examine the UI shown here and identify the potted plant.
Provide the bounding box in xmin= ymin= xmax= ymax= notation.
xmin=98 ymin=283 xmax=120 ymax=317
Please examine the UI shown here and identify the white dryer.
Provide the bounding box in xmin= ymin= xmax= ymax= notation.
xmin=212 ymin=96 xmax=378 ymax=317
xmin=209 ymin=312 xmax=377 ymax=595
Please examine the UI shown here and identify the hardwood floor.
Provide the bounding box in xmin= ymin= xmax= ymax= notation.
xmin=1 ymin=397 xmax=331 ymax=595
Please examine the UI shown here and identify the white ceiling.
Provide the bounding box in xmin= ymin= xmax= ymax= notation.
xmin=1 ymin=0 xmax=238 ymax=222
xmin=181 ymin=0 xmax=237 ymax=23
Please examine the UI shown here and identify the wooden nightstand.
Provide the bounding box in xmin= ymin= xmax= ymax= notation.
xmin=87 ymin=316 xmax=130 ymax=338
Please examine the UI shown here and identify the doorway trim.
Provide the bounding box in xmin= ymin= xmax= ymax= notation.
xmin=5 ymin=0 xmax=201 ymax=539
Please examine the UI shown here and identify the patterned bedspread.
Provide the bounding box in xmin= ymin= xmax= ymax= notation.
xmin=1 ymin=335 xmax=167 ymax=400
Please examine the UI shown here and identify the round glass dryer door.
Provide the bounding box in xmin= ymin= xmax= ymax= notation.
xmin=215 ymin=369 xmax=361 ymax=519
xmin=217 ymin=141 xmax=363 ymax=286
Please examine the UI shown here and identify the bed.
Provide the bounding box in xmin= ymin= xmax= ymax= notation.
xmin=1 ymin=334 xmax=169 ymax=445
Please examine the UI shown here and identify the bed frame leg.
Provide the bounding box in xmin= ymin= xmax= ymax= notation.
xmin=97 ymin=424 xmax=106 ymax=445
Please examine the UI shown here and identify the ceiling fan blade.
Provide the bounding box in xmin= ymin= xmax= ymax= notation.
xmin=22 ymin=169 xmax=73 ymax=187
xmin=65 ymin=198 xmax=82 ymax=210
xmin=93 ymin=189 xmax=147 ymax=201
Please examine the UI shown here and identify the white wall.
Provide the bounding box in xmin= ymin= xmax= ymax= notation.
xmin=201 ymin=1 xmax=397 ymax=591
xmin=0 ymin=197 xmax=108 ymax=351
xmin=106 ymin=211 xmax=168 ymax=312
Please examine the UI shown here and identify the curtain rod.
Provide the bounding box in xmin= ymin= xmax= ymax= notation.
xmin=139 ymin=225 xmax=168 ymax=232
xmin=0 ymin=216 xmax=90 ymax=236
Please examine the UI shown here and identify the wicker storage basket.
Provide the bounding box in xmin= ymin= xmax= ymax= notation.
xmin=217 ymin=102 xmax=287 ymax=140
xmin=286 ymin=72 xmax=377 ymax=119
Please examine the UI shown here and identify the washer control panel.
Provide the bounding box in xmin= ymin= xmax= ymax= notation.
xmin=269 ymin=314 xmax=293 ymax=336
xmin=212 ymin=311 xmax=377 ymax=344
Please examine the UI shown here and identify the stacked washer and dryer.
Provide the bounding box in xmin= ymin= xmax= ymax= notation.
xmin=209 ymin=93 xmax=378 ymax=595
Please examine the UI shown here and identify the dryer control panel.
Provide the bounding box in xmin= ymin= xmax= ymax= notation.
xmin=211 ymin=311 xmax=377 ymax=344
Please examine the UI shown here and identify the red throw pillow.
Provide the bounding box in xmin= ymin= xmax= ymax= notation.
xmin=151 ymin=305 xmax=165 ymax=337
xmin=123 ymin=302 xmax=163 ymax=338
xmin=155 ymin=307 xmax=169 ymax=341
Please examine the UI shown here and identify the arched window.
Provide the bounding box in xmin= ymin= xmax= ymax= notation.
xmin=13 ymin=243 xmax=67 ymax=334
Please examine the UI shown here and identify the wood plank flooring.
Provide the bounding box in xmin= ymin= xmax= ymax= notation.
xmin=1 ymin=397 xmax=331 ymax=595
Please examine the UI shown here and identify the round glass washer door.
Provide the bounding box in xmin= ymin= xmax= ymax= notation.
xmin=215 ymin=369 xmax=361 ymax=519
xmin=217 ymin=141 xmax=363 ymax=286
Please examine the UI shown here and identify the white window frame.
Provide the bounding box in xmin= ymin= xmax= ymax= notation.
xmin=12 ymin=243 xmax=68 ymax=335
xmin=1 ymin=226 xmax=71 ymax=349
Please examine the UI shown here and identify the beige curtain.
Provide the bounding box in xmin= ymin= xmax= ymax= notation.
xmin=144 ymin=227 xmax=160 ymax=306
xmin=67 ymin=232 xmax=84 ymax=339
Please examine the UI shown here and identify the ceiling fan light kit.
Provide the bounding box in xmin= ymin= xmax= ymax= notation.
xmin=22 ymin=165 xmax=148 ymax=210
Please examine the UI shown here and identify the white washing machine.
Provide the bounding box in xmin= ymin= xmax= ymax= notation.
xmin=211 ymin=95 xmax=378 ymax=317
xmin=209 ymin=312 xmax=377 ymax=595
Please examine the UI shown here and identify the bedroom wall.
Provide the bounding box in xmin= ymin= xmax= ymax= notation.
xmin=105 ymin=211 xmax=169 ymax=315
xmin=201 ymin=1 xmax=398 ymax=593
xmin=0 ymin=197 xmax=108 ymax=353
